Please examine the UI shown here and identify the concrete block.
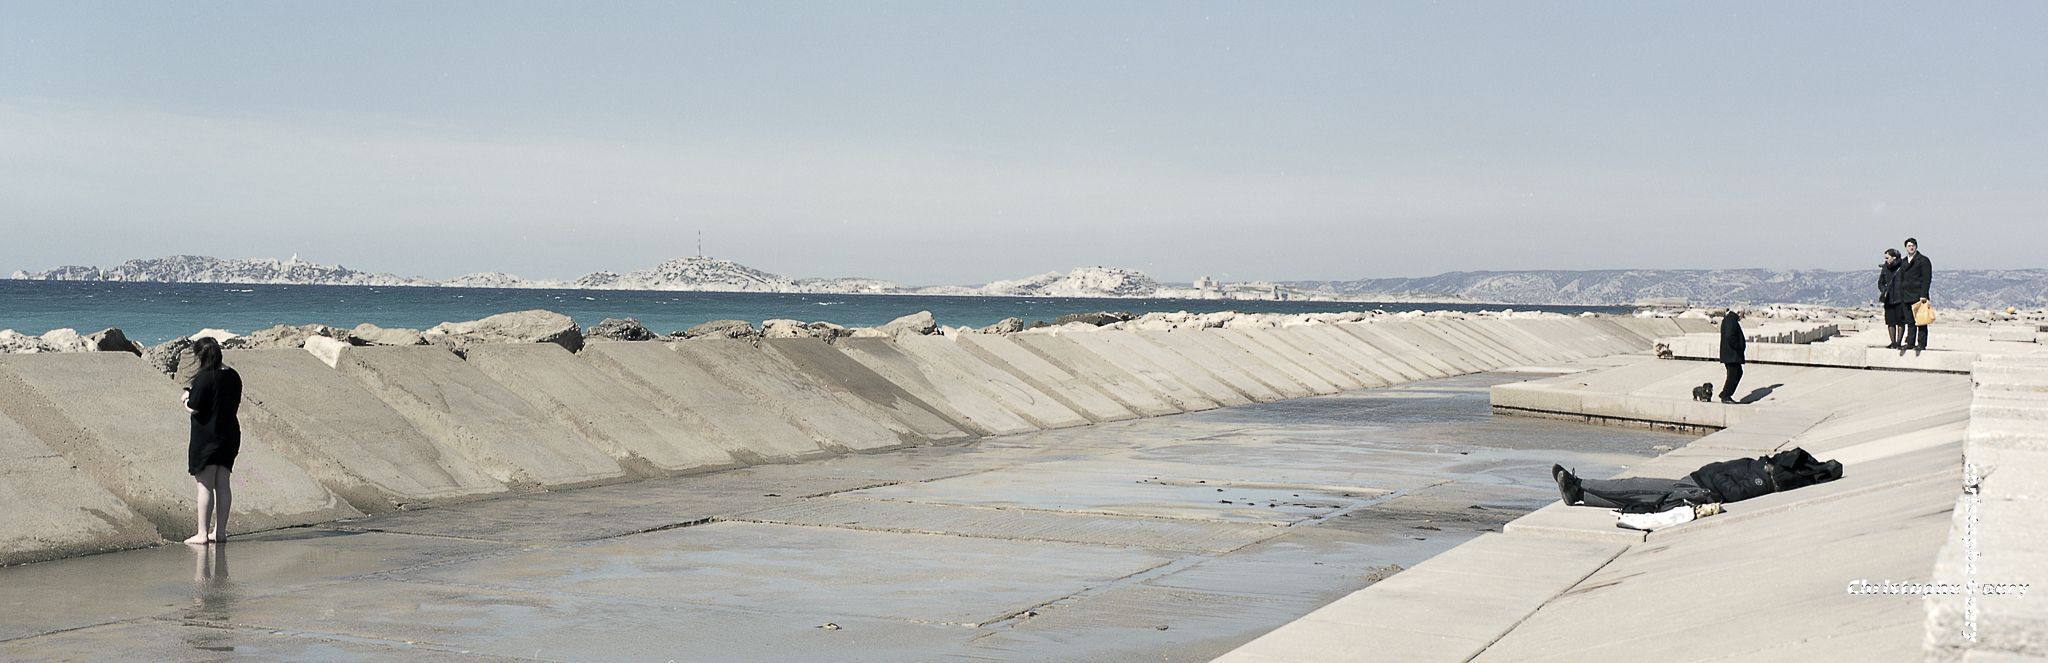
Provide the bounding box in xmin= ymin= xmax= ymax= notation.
xmin=1372 ymin=321 xmax=1487 ymax=374
xmin=0 ymin=353 xmax=359 ymax=540
xmin=1057 ymin=333 xmax=1227 ymax=410
xmin=758 ymin=337 xmax=981 ymax=440
xmin=894 ymin=335 xmax=1093 ymax=429
xmin=1142 ymin=330 xmax=1286 ymax=401
xmin=1239 ymin=329 xmax=1369 ymax=390
xmin=1177 ymin=330 xmax=1317 ymax=399
xmin=1092 ymin=331 xmax=1257 ymax=405
xmin=1210 ymin=329 xmax=1344 ymax=394
xmin=0 ymin=410 xmax=161 ymax=565
xmin=579 ymin=341 xmax=831 ymax=461
xmin=1291 ymin=325 xmax=1412 ymax=384
xmin=465 ymin=344 xmax=743 ymax=475
xmin=1005 ymin=333 xmax=1187 ymax=416
xmin=229 ymin=349 xmax=507 ymax=513
xmin=835 ymin=337 xmax=1040 ymax=435
xmin=952 ymin=334 xmax=1142 ymax=421
xmin=334 ymin=345 xmax=628 ymax=489
xmin=674 ymin=339 xmax=918 ymax=452
xmin=1335 ymin=322 xmax=1460 ymax=379
xmin=1867 ymin=348 xmax=1981 ymax=373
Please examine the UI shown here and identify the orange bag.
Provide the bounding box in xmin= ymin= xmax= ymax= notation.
xmin=1912 ymin=301 xmax=1936 ymax=326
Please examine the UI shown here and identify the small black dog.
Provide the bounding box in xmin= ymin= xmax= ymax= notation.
xmin=1692 ymin=383 xmax=1715 ymax=402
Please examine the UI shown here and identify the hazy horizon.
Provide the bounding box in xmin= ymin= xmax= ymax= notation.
xmin=6 ymin=3 xmax=2044 ymax=283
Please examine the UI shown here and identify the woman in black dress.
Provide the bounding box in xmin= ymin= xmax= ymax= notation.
xmin=181 ymin=337 xmax=242 ymax=544
xmin=1879 ymin=249 xmax=1907 ymax=349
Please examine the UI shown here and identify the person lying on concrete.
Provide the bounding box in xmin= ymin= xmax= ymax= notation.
xmin=1718 ymin=308 xmax=1746 ymax=404
xmin=1551 ymin=447 xmax=1844 ymax=515
xmin=182 ymin=336 xmax=243 ymax=545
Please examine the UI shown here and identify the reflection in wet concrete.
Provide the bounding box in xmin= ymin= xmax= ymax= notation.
xmin=184 ymin=543 xmax=236 ymax=653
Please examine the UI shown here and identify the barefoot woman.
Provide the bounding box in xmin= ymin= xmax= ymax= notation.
xmin=181 ymin=337 xmax=242 ymax=544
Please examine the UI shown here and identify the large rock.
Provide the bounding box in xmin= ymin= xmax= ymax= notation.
xmin=143 ymin=338 xmax=191 ymax=377
xmin=761 ymin=319 xmax=850 ymax=342
xmin=878 ymin=311 xmax=938 ymax=337
xmin=586 ymin=317 xmax=657 ymax=342
xmin=423 ymin=309 xmax=583 ymax=354
xmin=678 ymin=319 xmax=758 ymax=340
xmin=350 ymin=323 xmax=426 ymax=347
xmin=85 ymin=328 xmax=143 ymax=355
xmin=303 ymin=335 xmax=350 ymax=368
xmin=38 ymin=328 xmax=94 ymax=353
xmin=0 ymin=329 xmax=47 ymax=354
xmin=979 ymin=317 xmax=1025 ymax=334
xmin=244 ymin=323 xmax=350 ymax=349
xmin=1053 ymin=311 xmax=1134 ymax=327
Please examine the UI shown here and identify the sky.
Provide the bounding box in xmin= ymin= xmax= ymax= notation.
xmin=2 ymin=2 xmax=2043 ymax=285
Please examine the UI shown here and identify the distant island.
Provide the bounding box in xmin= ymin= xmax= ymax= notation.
xmin=11 ymin=255 xmax=2048 ymax=308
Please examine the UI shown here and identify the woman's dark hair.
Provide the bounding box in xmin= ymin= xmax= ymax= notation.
xmin=1884 ymin=248 xmax=1902 ymax=259
xmin=191 ymin=337 xmax=224 ymax=372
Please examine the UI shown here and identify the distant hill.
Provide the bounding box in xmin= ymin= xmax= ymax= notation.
xmin=1284 ymin=269 xmax=2048 ymax=309
xmin=15 ymin=256 xmax=2045 ymax=307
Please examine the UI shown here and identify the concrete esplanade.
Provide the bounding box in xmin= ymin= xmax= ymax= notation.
xmin=4 ymin=311 xmax=2038 ymax=661
xmin=1 ymin=313 xmax=1655 ymax=565
xmin=1224 ymin=317 xmax=2048 ymax=662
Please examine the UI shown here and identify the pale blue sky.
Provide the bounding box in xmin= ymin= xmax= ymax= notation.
xmin=3 ymin=2 xmax=2042 ymax=284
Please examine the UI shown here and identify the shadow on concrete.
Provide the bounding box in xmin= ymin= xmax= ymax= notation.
xmin=1739 ymin=383 xmax=1785 ymax=405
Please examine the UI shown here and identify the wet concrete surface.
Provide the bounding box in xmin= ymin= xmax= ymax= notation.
xmin=0 ymin=373 xmax=1692 ymax=661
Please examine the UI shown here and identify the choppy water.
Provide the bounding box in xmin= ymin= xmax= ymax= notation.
xmin=0 ymin=280 xmax=1634 ymax=345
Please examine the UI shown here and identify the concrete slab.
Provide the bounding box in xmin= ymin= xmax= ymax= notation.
xmin=1237 ymin=329 xmax=1369 ymax=390
xmin=1010 ymin=333 xmax=1212 ymax=412
xmin=579 ymin=341 xmax=831 ymax=462
xmin=833 ymin=337 xmax=1039 ymax=435
xmin=333 ymin=345 xmax=626 ymax=490
xmin=731 ymin=496 xmax=1281 ymax=553
xmin=0 ymin=410 xmax=160 ymax=566
xmin=848 ymin=461 xmax=1392 ymax=525
xmin=953 ymin=334 xmax=1142 ymax=422
xmin=758 ymin=337 xmax=980 ymax=442
xmin=1004 ymin=333 xmax=1185 ymax=416
xmin=0 ymin=620 xmax=489 ymax=662
xmin=1060 ymin=332 xmax=1234 ymax=409
xmin=673 ymin=338 xmax=916 ymax=452
xmin=1279 ymin=326 xmax=1403 ymax=387
xmin=0 ymin=353 xmax=359 ymax=540
xmin=894 ymin=335 xmax=1093 ymax=429
xmin=0 ymin=528 xmax=502 ymax=641
xmin=1176 ymin=330 xmax=1317 ymax=398
xmin=465 ymin=343 xmax=743 ymax=475
xmin=1211 ymin=329 xmax=1345 ymax=395
xmin=1138 ymin=330 xmax=1286 ymax=402
xmin=1374 ymin=320 xmax=1490 ymax=374
xmin=1306 ymin=324 xmax=1435 ymax=382
xmin=1094 ymin=331 xmax=1260 ymax=404
xmin=227 ymin=349 xmax=507 ymax=514
xmin=396 ymin=521 xmax=1179 ymax=626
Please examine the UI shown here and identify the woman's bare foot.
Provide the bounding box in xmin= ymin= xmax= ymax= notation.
xmin=182 ymin=534 xmax=210 ymax=545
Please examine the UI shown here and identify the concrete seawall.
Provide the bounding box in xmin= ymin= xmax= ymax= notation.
xmin=3 ymin=315 xmax=1662 ymax=566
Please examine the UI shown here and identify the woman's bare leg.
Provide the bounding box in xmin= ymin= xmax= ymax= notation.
xmin=210 ymin=467 xmax=232 ymax=542
xmin=184 ymin=466 xmax=215 ymax=545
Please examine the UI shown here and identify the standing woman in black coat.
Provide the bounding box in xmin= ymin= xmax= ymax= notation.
xmin=181 ymin=337 xmax=242 ymax=545
xmin=1717 ymin=308 xmax=1746 ymax=404
xmin=1879 ymin=249 xmax=1906 ymax=349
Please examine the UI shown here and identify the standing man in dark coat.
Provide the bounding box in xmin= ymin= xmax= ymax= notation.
xmin=1718 ymin=308 xmax=1746 ymax=404
xmin=1894 ymin=237 xmax=1933 ymax=353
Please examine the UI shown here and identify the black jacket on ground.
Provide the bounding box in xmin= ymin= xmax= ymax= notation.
xmin=1719 ymin=315 xmax=1746 ymax=364
xmin=187 ymin=366 xmax=243 ymax=475
xmin=1878 ymin=263 xmax=1900 ymax=305
xmin=1896 ymin=252 xmax=1933 ymax=302
xmin=1689 ymin=448 xmax=1845 ymax=504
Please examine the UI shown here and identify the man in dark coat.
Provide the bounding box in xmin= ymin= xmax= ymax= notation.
xmin=1551 ymin=448 xmax=1844 ymax=514
xmin=1894 ymin=237 xmax=1933 ymax=352
xmin=1718 ymin=308 xmax=1746 ymax=403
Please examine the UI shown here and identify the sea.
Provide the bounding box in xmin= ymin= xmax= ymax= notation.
xmin=0 ymin=280 xmax=1636 ymax=345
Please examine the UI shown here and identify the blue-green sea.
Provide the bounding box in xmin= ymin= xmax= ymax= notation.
xmin=0 ymin=280 xmax=1634 ymax=345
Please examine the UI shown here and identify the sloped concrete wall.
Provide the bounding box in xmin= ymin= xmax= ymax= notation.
xmin=333 ymin=346 xmax=626 ymax=490
xmin=0 ymin=353 xmax=359 ymax=540
xmin=579 ymin=341 xmax=830 ymax=462
xmin=0 ymin=410 xmax=162 ymax=566
xmin=465 ymin=343 xmax=742 ymax=476
xmin=757 ymin=337 xmax=978 ymax=442
xmin=231 ymin=349 xmax=507 ymax=513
